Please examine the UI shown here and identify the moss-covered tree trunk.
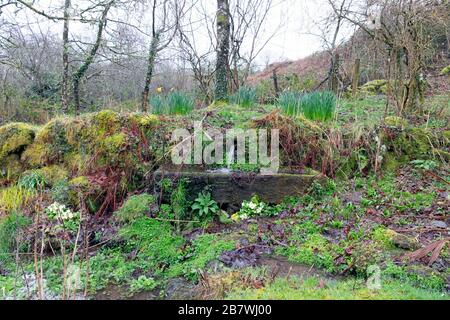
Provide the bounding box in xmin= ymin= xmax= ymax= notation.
xmin=141 ymin=34 xmax=160 ymax=113
xmin=328 ymin=53 xmax=340 ymax=94
xmin=61 ymin=0 xmax=71 ymax=113
xmin=72 ymin=2 xmax=111 ymax=113
xmin=215 ymin=0 xmax=230 ymax=102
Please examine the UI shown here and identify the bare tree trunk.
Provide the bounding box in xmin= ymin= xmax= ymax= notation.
xmin=329 ymin=52 xmax=340 ymax=93
xmin=61 ymin=0 xmax=70 ymax=113
xmin=272 ymin=69 xmax=280 ymax=98
xmin=215 ymin=0 xmax=230 ymax=101
xmin=141 ymin=34 xmax=160 ymax=112
xmin=352 ymin=58 xmax=360 ymax=97
xmin=72 ymin=2 xmax=111 ymax=113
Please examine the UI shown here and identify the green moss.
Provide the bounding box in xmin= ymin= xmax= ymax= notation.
xmin=440 ymin=65 xmax=450 ymax=76
xmin=114 ymin=194 xmax=156 ymax=224
xmin=382 ymin=152 xmax=402 ymax=172
xmin=0 ymin=154 xmax=24 ymax=184
xmin=360 ymin=80 xmax=388 ymax=95
xmin=120 ymin=217 xmax=184 ymax=271
xmin=278 ymin=233 xmax=337 ymax=273
xmin=21 ymin=119 xmax=71 ymax=166
xmin=226 ymin=275 xmax=448 ymax=300
xmin=92 ymin=110 xmax=121 ymax=135
xmin=0 ymin=123 xmax=36 ymax=161
xmin=166 ymin=233 xmax=236 ymax=281
xmin=102 ymin=133 xmax=127 ymax=154
xmin=385 ymin=116 xmax=408 ymax=129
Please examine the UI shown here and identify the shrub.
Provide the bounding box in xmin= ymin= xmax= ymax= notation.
xmin=230 ymin=86 xmax=257 ymax=108
xmin=114 ymin=194 xmax=156 ymax=224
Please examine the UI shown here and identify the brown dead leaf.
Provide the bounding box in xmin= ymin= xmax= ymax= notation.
xmin=403 ymin=238 xmax=449 ymax=266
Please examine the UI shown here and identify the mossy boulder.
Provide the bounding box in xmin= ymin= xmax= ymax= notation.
xmin=374 ymin=228 xmax=420 ymax=251
xmin=0 ymin=154 xmax=24 ymax=184
xmin=441 ymin=65 xmax=450 ymax=76
xmin=385 ymin=116 xmax=409 ymax=129
xmin=0 ymin=123 xmax=36 ymax=161
xmin=360 ymin=80 xmax=388 ymax=95
xmin=21 ymin=118 xmax=71 ymax=167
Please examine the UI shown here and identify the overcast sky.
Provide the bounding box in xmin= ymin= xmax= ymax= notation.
xmin=3 ymin=0 xmax=350 ymax=67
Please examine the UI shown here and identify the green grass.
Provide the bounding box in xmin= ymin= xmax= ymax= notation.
xmin=226 ymin=276 xmax=449 ymax=300
xmin=150 ymin=91 xmax=195 ymax=115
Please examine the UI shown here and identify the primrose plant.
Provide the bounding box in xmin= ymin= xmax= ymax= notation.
xmin=233 ymin=196 xmax=274 ymax=221
xmin=45 ymin=202 xmax=81 ymax=233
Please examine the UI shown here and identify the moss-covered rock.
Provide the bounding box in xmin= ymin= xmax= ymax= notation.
xmin=385 ymin=116 xmax=409 ymax=129
xmin=0 ymin=154 xmax=24 ymax=184
xmin=360 ymin=80 xmax=388 ymax=95
xmin=0 ymin=123 xmax=36 ymax=162
xmin=374 ymin=228 xmax=420 ymax=251
xmin=440 ymin=65 xmax=450 ymax=76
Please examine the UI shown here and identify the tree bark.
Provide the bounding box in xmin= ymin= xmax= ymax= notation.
xmin=141 ymin=34 xmax=160 ymax=112
xmin=61 ymin=0 xmax=70 ymax=113
xmin=329 ymin=52 xmax=340 ymax=93
xmin=215 ymin=0 xmax=230 ymax=101
xmin=72 ymin=2 xmax=111 ymax=113
xmin=351 ymin=58 xmax=360 ymax=97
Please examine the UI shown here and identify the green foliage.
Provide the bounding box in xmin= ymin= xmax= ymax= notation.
xmin=0 ymin=212 xmax=31 ymax=263
xmin=300 ymin=91 xmax=336 ymax=122
xmin=278 ymin=91 xmax=302 ymax=116
xmin=383 ymin=262 xmax=446 ymax=291
xmin=410 ymin=159 xmax=438 ymax=171
xmin=226 ymin=275 xmax=448 ymax=300
xmin=18 ymin=170 xmax=47 ymax=190
xmin=119 ymin=217 xmax=184 ymax=271
xmin=150 ymin=91 xmax=194 ymax=115
xmin=0 ymin=186 xmax=36 ymax=213
xmin=114 ymin=194 xmax=156 ymax=224
xmin=191 ymin=191 xmax=219 ymax=220
xmin=87 ymin=248 xmax=138 ymax=292
xmin=440 ymin=65 xmax=450 ymax=76
xmin=128 ymin=276 xmax=158 ymax=294
xmin=171 ymin=179 xmax=189 ymax=225
xmin=279 ymin=233 xmax=336 ymax=273
xmin=167 ymin=233 xmax=235 ymax=281
xmin=230 ymin=86 xmax=257 ymax=108
xmin=278 ymin=91 xmax=336 ymax=121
